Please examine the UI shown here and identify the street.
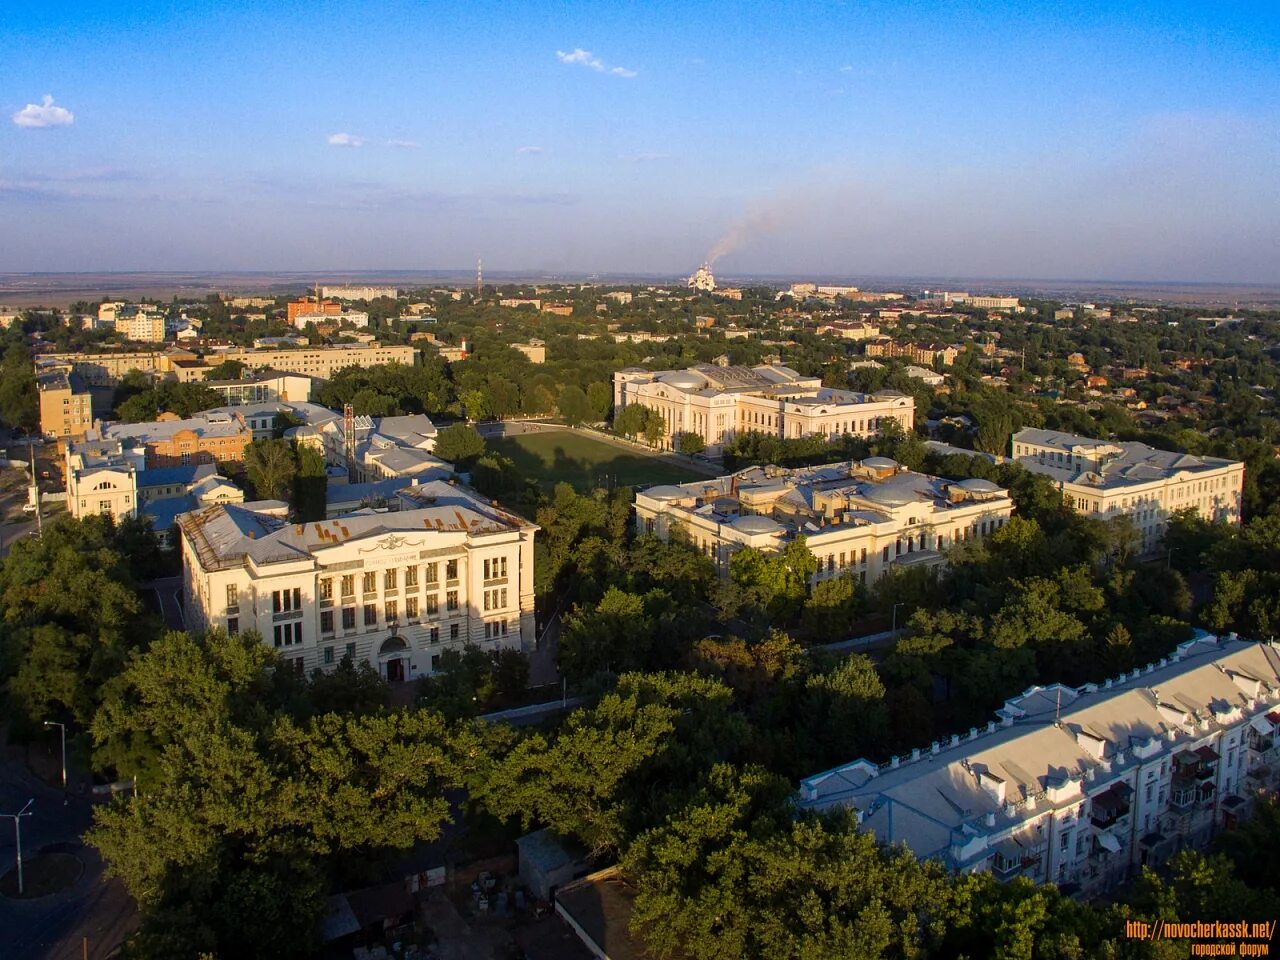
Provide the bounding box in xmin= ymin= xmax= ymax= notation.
xmin=0 ymin=760 xmax=137 ymax=959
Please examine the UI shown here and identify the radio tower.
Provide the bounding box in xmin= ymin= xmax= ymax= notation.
xmin=475 ymin=257 xmax=483 ymax=297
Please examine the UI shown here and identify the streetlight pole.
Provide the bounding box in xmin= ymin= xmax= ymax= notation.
xmin=891 ymin=602 xmax=904 ymax=634
xmin=2 ymin=799 xmax=34 ymax=896
xmin=44 ymin=721 xmax=67 ymax=802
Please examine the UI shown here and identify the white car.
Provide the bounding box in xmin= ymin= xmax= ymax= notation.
xmin=21 ymin=503 xmax=37 ymax=513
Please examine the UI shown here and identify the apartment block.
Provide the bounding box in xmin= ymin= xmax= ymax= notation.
xmin=179 ymin=480 xmax=538 ymax=681
xmin=799 ymin=633 xmax=1280 ymax=897
xmin=1012 ymin=428 xmax=1244 ymax=553
xmin=864 ymin=340 xmax=961 ymax=366
xmin=320 ymin=286 xmax=398 ymax=301
xmin=115 ymin=307 xmax=168 ymax=342
xmin=614 ymin=364 xmax=915 ymax=454
xmin=634 ymin=457 xmax=1013 ymax=586
xmin=37 ymin=368 xmax=94 ymax=443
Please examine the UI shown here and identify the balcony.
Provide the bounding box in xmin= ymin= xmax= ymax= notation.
xmin=1090 ymin=783 xmax=1133 ymax=829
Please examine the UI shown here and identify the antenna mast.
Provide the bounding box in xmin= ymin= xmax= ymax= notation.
xmin=476 ymin=258 xmax=483 ymax=297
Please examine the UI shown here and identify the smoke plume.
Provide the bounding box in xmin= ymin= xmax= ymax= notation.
xmin=705 ymin=185 xmax=822 ymax=266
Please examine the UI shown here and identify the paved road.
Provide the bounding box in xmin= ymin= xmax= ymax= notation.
xmin=0 ymin=518 xmax=37 ymax=558
xmin=0 ymin=761 xmax=137 ymax=959
xmin=137 ymin=576 xmax=185 ymax=631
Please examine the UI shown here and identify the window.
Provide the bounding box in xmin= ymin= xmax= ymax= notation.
xmin=342 ymin=607 xmax=356 ymax=630
xmin=226 ymin=584 xmax=239 ymax=608
xmin=425 ymin=562 xmax=439 ymax=583
xmin=384 ymin=569 xmax=397 ymax=590
xmin=405 ymin=566 xmax=418 ymax=587
xmin=227 ymin=617 xmax=239 ymax=636
xmin=406 ymin=597 xmax=419 ymax=620
xmin=362 ymin=572 xmax=377 ymax=594
xmin=430 ymin=627 xmax=440 ymax=644
xmin=483 ymin=591 xmax=491 ymax=612
xmin=272 ymin=587 xmax=301 ymax=613
xmin=426 ymin=595 xmax=439 ymax=615
xmin=323 ymin=646 xmax=334 ymax=665
xmin=449 ymin=623 xmax=459 ymax=640
xmin=364 ymin=603 xmax=377 ymax=626
xmin=320 ymin=610 xmax=334 ymax=633
xmin=345 ymin=642 xmax=356 ymax=660
xmin=500 ymin=588 xmax=507 ymax=608
xmin=385 ymin=600 xmax=398 ymax=622
xmin=273 ymin=622 xmax=302 ymax=647
xmin=319 ymin=578 xmax=332 ymax=601
xmin=431 ymin=654 xmax=441 ymax=670
xmin=446 ymin=559 xmax=458 ymax=580
xmin=446 ymin=590 xmax=458 ymax=612
xmin=341 ymin=575 xmax=355 ymax=598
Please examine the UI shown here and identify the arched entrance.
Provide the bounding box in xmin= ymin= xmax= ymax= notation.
xmin=378 ymin=633 xmax=410 ymax=682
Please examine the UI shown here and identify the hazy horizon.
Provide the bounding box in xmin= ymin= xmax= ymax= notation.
xmin=4 ymin=1 xmax=1279 ymax=283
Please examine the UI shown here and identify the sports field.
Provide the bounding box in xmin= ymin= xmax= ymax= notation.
xmin=487 ymin=430 xmax=706 ymax=492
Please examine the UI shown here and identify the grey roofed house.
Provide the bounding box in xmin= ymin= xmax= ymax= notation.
xmin=798 ymin=632 xmax=1280 ymax=879
xmin=516 ymin=828 xmax=591 ymax=901
xmin=1011 ymin=427 xmax=1237 ymax=489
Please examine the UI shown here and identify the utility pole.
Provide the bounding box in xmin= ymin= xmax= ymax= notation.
xmin=27 ymin=439 xmax=43 ymax=537
xmin=2 ymin=799 xmax=34 ymax=896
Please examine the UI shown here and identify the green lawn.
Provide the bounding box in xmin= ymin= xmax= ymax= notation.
xmin=488 ymin=430 xmax=706 ymax=492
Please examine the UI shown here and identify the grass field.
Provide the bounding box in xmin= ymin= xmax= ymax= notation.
xmin=488 ymin=430 xmax=706 ymax=492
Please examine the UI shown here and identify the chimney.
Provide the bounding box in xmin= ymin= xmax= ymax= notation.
xmin=985 ymin=811 xmax=996 ymax=828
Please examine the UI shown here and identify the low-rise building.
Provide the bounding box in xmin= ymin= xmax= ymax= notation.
xmin=204 ymin=373 xmax=315 ymax=407
xmin=287 ymin=297 xmax=341 ymax=326
xmin=799 ymin=632 xmax=1280 ymax=897
xmin=614 ymin=364 xmax=915 ymax=454
xmin=1012 ymin=428 xmax=1244 ymax=553
xmin=902 ymin=365 xmax=945 ymax=386
xmin=37 ymin=368 xmax=94 ymax=443
xmin=179 ymin=479 xmax=539 ymax=681
xmin=98 ymin=410 xmax=254 ymax=468
xmin=512 ymin=340 xmax=547 ymax=363
xmin=635 ymin=457 xmax=1013 ymax=587
xmin=215 ymin=343 xmax=417 ymax=380
xmin=817 ymin=320 xmax=880 ymax=341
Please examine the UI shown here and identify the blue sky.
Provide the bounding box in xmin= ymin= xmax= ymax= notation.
xmin=2 ymin=0 xmax=1278 ymax=281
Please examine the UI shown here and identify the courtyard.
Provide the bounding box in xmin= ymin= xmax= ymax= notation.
xmin=487 ymin=430 xmax=707 ymax=493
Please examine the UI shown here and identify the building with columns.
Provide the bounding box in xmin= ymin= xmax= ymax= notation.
xmin=179 ymin=480 xmax=537 ymax=682
xmin=614 ymin=364 xmax=914 ymax=455
xmin=1012 ymin=428 xmax=1244 ymax=554
xmin=799 ymin=632 xmax=1280 ymax=898
xmin=634 ymin=457 xmax=1013 ymax=587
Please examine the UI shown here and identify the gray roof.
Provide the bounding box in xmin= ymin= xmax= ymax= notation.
xmin=799 ymin=634 xmax=1280 ymax=868
xmin=1013 ymin=428 xmax=1239 ymax=488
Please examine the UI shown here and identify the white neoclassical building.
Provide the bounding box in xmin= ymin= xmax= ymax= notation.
xmin=614 ymin=364 xmax=915 ymax=454
xmin=634 ymin=457 xmax=1013 ymax=587
xmin=799 ymin=632 xmax=1280 ymax=898
xmin=179 ymin=480 xmax=537 ymax=682
xmin=1012 ymin=428 xmax=1244 ymax=554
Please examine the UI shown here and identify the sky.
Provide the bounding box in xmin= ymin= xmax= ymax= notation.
xmin=2 ymin=0 xmax=1279 ymax=282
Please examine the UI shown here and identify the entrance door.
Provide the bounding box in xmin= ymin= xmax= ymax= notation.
xmin=387 ymin=658 xmax=405 ymax=683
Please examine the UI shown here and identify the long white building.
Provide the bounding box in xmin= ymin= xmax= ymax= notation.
xmin=799 ymin=632 xmax=1280 ymax=898
xmin=1012 ymin=428 xmax=1244 ymax=554
xmin=179 ymin=480 xmax=537 ymax=682
xmin=634 ymin=457 xmax=1013 ymax=587
xmin=614 ymin=364 xmax=914 ymax=454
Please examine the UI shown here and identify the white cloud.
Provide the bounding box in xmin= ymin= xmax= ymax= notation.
xmin=623 ymin=152 xmax=672 ymax=163
xmin=12 ymin=94 xmax=74 ymax=128
xmin=555 ymin=48 xmax=636 ymax=78
xmin=839 ymin=65 xmax=854 ymax=73
xmin=386 ymin=139 xmax=421 ymax=149
xmin=516 ymin=145 xmax=545 ymax=155
xmin=327 ymin=133 xmax=366 ymax=147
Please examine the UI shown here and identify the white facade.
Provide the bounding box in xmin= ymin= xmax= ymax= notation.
xmin=293 ymin=310 xmax=369 ymax=330
xmin=179 ymin=481 xmax=538 ymax=681
xmin=320 ymin=286 xmax=398 ymax=301
xmin=614 ymin=364 xmax=915 ymax=454
xmin=688 ymin=263 xmax=716 ymax=291
xmin=799 ymin=633 xmax=1280 ymax=897
xmin=1012 ymin=428 xmax=1244 ymax=554
xmin=634 ymin=458 xmax=1013 ymax=587
xmin=115 ymin=309 xmax=167 ymax=342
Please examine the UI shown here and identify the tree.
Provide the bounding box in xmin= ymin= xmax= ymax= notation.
xmin=800 ymin=573 xmax=866 ymax=641
xmin=729 ymin=538 xmax=819 ymax=625
xmin=559 ymin=587 xmax=654 ymax=681
xmin=0 ymin=341 xmax=37 ymax=430
xmin=587 ymin=382 xmax=613 ymax=421
xmin=975 ymin=410 xmax=1015 ymax=456
xmin=642 ymin=409 xmax=667 ymax=447
xmin=613 ymin=403 xmax=650 ymax=439
xmin=476 ymin=672 xmax=745 ymax=857
xmin=433 ymin=422 xmax=486 ymax=467
xmin=244 ymin=438 xmax=296 ymax=501
xmin=557 ymin=384 xmax=592 ymax=425
xmin=115 ymin=381 xmax=222 ymax=423
xmin=292 ymin=443 xmax=327 ymax=522
xmin=205 ymin=359 xmax=247 ymax=380
xmin=675 ymin=431 xmax=706 ymax=455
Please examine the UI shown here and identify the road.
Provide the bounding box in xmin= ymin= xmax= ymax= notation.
xmin=0 ymin=761 xmax=137 ymax=959
xmin=136 ymin=576 xmax=185 ymax=631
